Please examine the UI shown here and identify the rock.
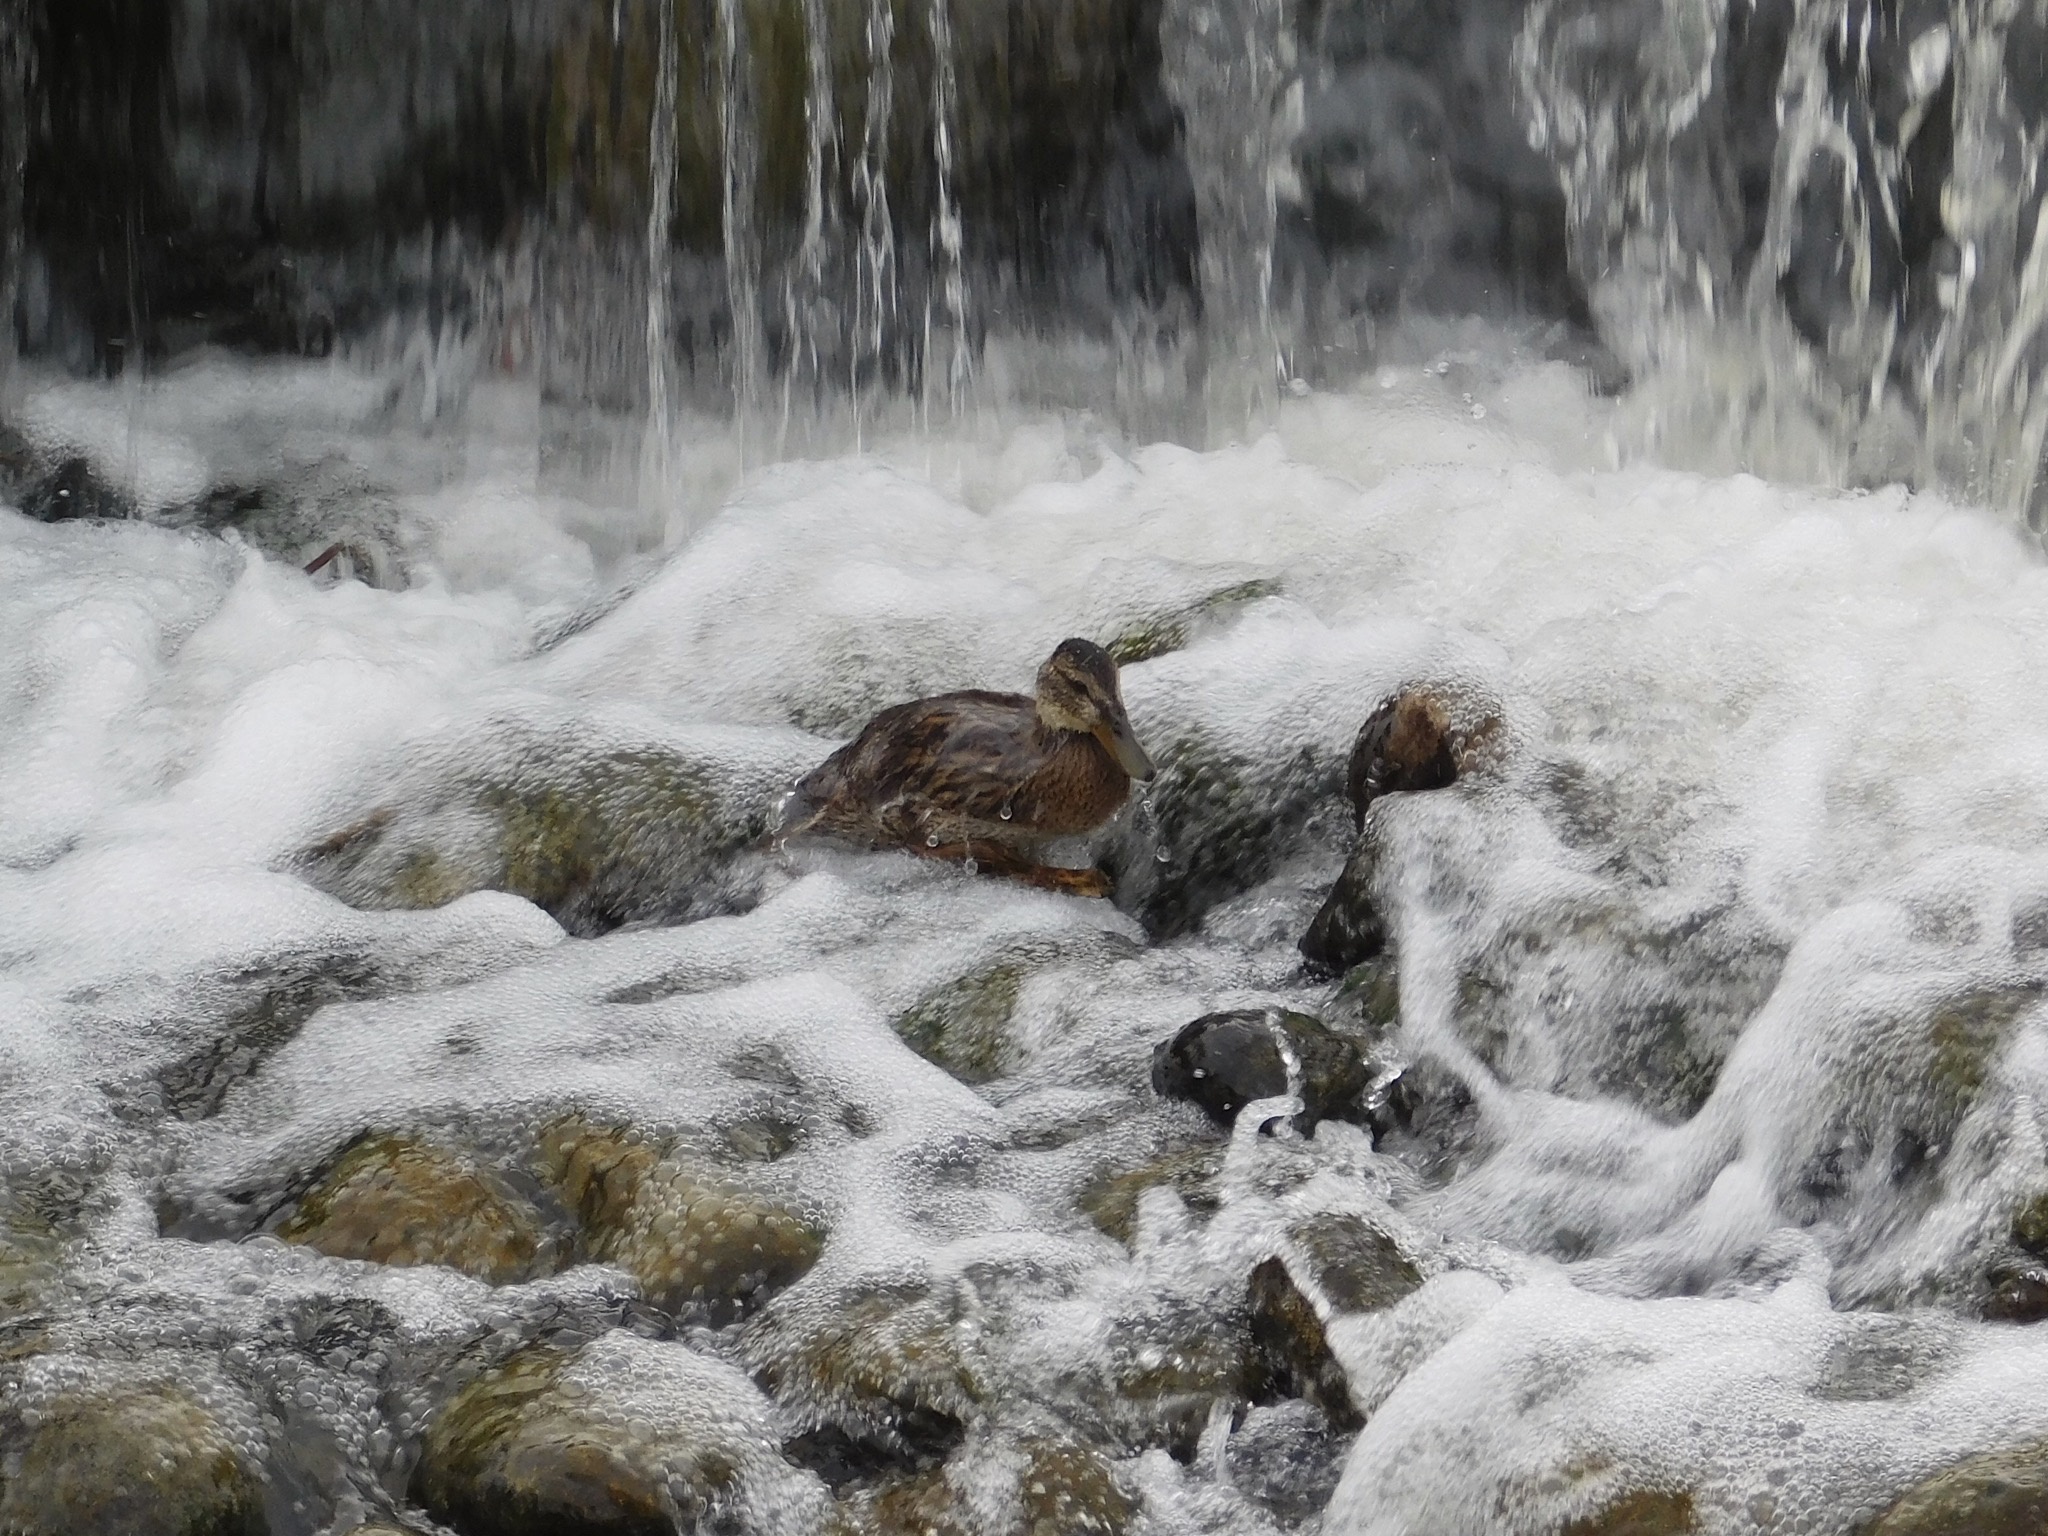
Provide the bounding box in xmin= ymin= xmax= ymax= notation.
xmin=1983 ymin=1260 xmax=2048 ymax=1324
xmin=1325 ymin=955 xmax=1402 ymax=1047
xmin=1862 ymin=1442 xmax=2048 ymax=1535
xmin=1247 ymin=1256 xmax=1360 ymax=1432
xmin=1091 ymin=1300 xmax=1256 ymax=1456
xmin=743 ymin=1282 xmax=979 ymax=1455
xmin=1561 ymin=1491 xmax=1696 ymax=1535
xmin=1299 ymin=839 xmax=1388 ymax=978
xmin=1287 ymin=1212 xmax=1424 ymax=1314
xmin=1106 ymin=728 xmax=1338 ymax=940
xmin=1810 ymin=1317 xmax=1957 ymax=1402
xmin=893 ymin=960 xmax=1025 ymax=1085
xmin=837 ymin=1440 xmax=1135 ymax=1536
xmin=276 ymin=1133 xmax=559 ymax=1285
xmin=542 ymin=1119 xmax=823 ymax=1322
xmin=0 ymin=1379 xmax=266 ymax=1536
xmin=1076 ymin=1140 xmax=1225 ymax=1248
xmin=1103 ymin=578 xmax=1283 ymax=666
xmin=413 ymin=1334 xmax=829 ymax=1536
xmin=299 ymin=724 xmax=804 ymax=936
xmin=1150 ymin=1009 xmax=1373 ymax=1133
xmin=1370 ymin=1053 xmax=1482 ymax=1183
xmin=2013 ymin=1190 xmax=2048 ymax=1256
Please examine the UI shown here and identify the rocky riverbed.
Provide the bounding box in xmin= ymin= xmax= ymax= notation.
xmin=9 ymin=335 xmax=2048 ymax=1534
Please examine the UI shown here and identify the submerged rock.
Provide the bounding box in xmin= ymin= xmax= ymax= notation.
xmin=1076 ymin=1138 xmax=1225 ymax=1249
xmin=0 ymin=1379 xmax=267 ymax=1536
xmin=1287 ymin=1211 xmax=1425 ymax=1315
xmin=892 ymin=960 xmax=1026 ymax=1085
xmin=413 ymin=1335 xmax=827 ymax=1536
xmin=542 ymin=1119 xmax=823 ymax=1322
xmin=300 ymin=725 xmax=806 ymax=936
xmin=1299 ymin=837 xmax=1389 ymax=978
xmin=1863 ymin=1441 xmax=2048 ymax=1534
xmin=1150 ymin=1009 xmax=1374 ymax=1133
xmin=838 ymin=1439 xmax=1135 ymax=1536
xmin=1103 ymin=577 xmax=1283 ymax=666
xmin=1247 ymin=1256 xmax=1360 ymax=1432
xmin=1560 ymin=1491 xmax=1696 ymax=1535
xmin=276 ymin=1133 xmax=559 ymax=1285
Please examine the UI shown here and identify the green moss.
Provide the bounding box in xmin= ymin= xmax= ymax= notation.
xmin=1288 ymin=1213 xmax=1422 ymax=1314
xmin=1929 ymin=987 xmax=2039 ymax=1116
xmin=1104 ymin=578 xmax=1283 ymax=666
xmin=1862 ymin=1441 xmax=2048 ymax=1534
xmin=0 ymin=1383 xmax=265 ymax=1536
xmin=1076 ymin=1142 xmax=1224 ymax=1247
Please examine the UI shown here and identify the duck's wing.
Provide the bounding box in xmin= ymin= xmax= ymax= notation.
xmin=808 ymin=690 xmax=1044 ymax=834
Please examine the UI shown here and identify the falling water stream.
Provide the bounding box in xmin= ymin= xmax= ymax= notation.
xmin=14 ymin=3 xmax=2048 ymax=1535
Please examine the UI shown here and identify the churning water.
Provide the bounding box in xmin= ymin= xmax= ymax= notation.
xmin=12 ymin=3 xmax=2048 ymax=1535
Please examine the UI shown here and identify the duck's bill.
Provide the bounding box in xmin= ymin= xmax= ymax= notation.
xmin=1096 ymin=712 xmax=1157 ymax=781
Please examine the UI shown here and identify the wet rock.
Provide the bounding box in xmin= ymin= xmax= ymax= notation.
xmin=1287 ymin=1212 xmax=1425 ymax=1314
xmin=1809 ymin=1317 xmax=1956 ymax=1402
xmin=1247 ymin=1256 xmax=1360 ymax=1431
xmin=1151 ymin=1009 xmax=1373 ymax=1133
xmin=1076 ymin=1139 xmax=1225 ymax=1248
xmin=157 ymin=956 xmax=382 ymax=1123
xmin=1106 ymin=728 xmax=1339 ymax=940
xmin=838 ymin=1439 xmax=1135 ymax=1536
xmin=542 ymin=1119 xmax=823 ymax=1323
xmin=0 ymin=1380 xmax=266 ymax=1536
xmin=1325 ymin=955 xmax=1402 ymax=1047
xmin=893 ymin=960 xmax=1025 ymax=1085
xmin=1300 ymin=838 xmax=1388 ymax=978
xmin=1103 ymin=577 xmax=1283 ymax=666
xmin=1091 ymin=1300 xmax=1257 ymax=1455
xmin=300 ymin=725 xmax=805 ymax=936
xmin=745 ymin=1283 xmax=978 ymax=1458
xmin=275 ymin=1133 xmax=559 ymax=1285
xmin=0 ymin=429 xmax=134 ymax=521
xmin=413 ymin=1335 xmax=826 ymax=1536
xmin=2013 ymin=1189 xmax=2048 ymax=1256
xmin=1983 ymin=1260 xmax=2048 ymax=1324
xmin=1862 ymin=1441 xmax=2048 ymax=1534
xmin=1370 ymin=1054 xmax=1482 ymax=1184
xmin=1561 ymin=1491 xmax=1696 ymax=1536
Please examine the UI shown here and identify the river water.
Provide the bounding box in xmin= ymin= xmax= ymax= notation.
xmin=9 ymin=3 xmax=2048 ymax=1534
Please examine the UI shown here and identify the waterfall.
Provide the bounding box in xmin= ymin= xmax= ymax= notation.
xmin=1160 ymin=0 xmax=1298 ymax=443
xmin=642 ymin=0 xmax=679 ymax=517
xmin=717 ymin=0 xmax=765 ymax=446
xmin=779 ymin=0 xmax=841 ymax=450
xmin=923 ymin=0 xmax=971 ymax=423
xmin=850 ymin=0 xmax=898 ymax=440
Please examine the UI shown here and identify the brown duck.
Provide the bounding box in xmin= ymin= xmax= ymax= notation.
xmin=780 ymin=637 xmax=1156 ymax=896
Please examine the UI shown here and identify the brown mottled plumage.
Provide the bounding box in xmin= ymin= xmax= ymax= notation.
xmin=781 ymin=638 xmax=1156 ymax=896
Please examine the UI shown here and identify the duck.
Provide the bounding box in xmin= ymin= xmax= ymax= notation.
xmin=779 ymin=637 xmax=1157 ymax=896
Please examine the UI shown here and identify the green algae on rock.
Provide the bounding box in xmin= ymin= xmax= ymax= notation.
xmin=541 ymin=1118 xmax=823 ymax=1322
xmin=892 ymin=960 xmax=1026 ymax=1085
xmin=1076 ymin=1138 xmax=1225 ymax=1249
xmin=1561 ymin=1489 xmax=1697 ymax=1536
xmin=299 ymin=724 xmax=811 ymax=936
xmin=276 ymin=1133 xmax=560 ymax=1285
xmin=1102 ymin=578 xmax=1283 ymax=667
xmin=0 ymin=1379 xmax=267 ymax=1536
xmin=413 ymin=1335 xmax=830 ymax=1536
xmin=1861 ymin=1442 xmax=2048 ymax=1534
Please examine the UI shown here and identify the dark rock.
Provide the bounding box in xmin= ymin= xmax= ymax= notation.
xmin=1224 ymin=1400 xmax=1351 ymax=1526
xmin=1370 ymin=1054 xmax=1483 ymax=1185
xmin=1094 ymin=1301 xmax=1257 ymax=1457
xmin=0 ymin=1380 xmax=267 ymax=1536
xmin=1246 ymin=1256 xmax=1360 ymax=1432
xmin=1299 ymin=839 xmax=1387 ymax=978
xmin=275 ymin=1133 xmax=561 ymax=1285
xmin=1862 ymin=1442 xmax=2048 ymax=1535
xmin=1152 ymin=1009 xmax=1374 ymax=1133
xmin=2014 ymin=1190 xmax=2048 ymax=1256
xmin=837 ymin=1440 xmax=1135 ymax=1536
xmin=892 ymin=960 xmax=1025 ymax=1085
xmin=1984 ymin=1260 xmax=2048 ymax=1324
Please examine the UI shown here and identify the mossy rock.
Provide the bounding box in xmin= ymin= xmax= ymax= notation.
xmin=1288 ymin=1212 xmax=1423 ymax=1314
xmin=413 ymin=1344 xmax=749 ymax=1536
xmin=2014 ymin=1191 xmax=2048 ymax=1257
xmin=1328 ymin=955 xmax=1402 ymax=1045
xmin=1927 ymin=987 xmax=2040 ymax=1122
xmin=1103 ymin=578 xmax=1282 ymax=666
xmin=1563 ymin=1490 xmax=1696 ymax=1535
xmin=1861 ymin=1442 xmax=2048 ymax=1534
xmin=744 ymin=1284 xmax=982 ymax=1452
xmin=1106 ymin=727 xmax=1340 ymax=940
xmin=838 ymin=1440 xmax=1133 ymax=1536
xmin=1247 ymin=1256 xmax=1358 ymax=1432
xmin=1151 ymin=1008 xmax=1373 ymax=1132
xmin=541 ymin=1119 xmax=823 ymax=1321
xmin=893 ymin=961 xmax=1026 ymax=1085
xmin=301 ymin=732 xmax=793 ymax=937
xmin=0 ymin=1381 xmax=266 ymax=1536
xmin=1089 ymin=1302 xmax=1256 ymax=1455
xmin=276 ymin=1134 xmax=560 ymax=1285
xmin=1076 ymin=1140 xmax=1225 ymax=1248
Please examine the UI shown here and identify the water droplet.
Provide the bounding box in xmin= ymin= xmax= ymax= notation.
xmin=926 ymin=833 xmax=941 ymax=847
xmin=963 ymin=858 xmax=978 ymax=875
xmin=1470 ymin=403 xmax=1487 ymax=420
xmin=1154 ymin=846 xmax=1172 ymax=864
xmin=999 ymin=803 xmax=1013 ymax=821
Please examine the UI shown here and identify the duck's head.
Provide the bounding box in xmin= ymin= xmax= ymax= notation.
xmin=1035 ymin=638 xmax=1156 ymax=782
